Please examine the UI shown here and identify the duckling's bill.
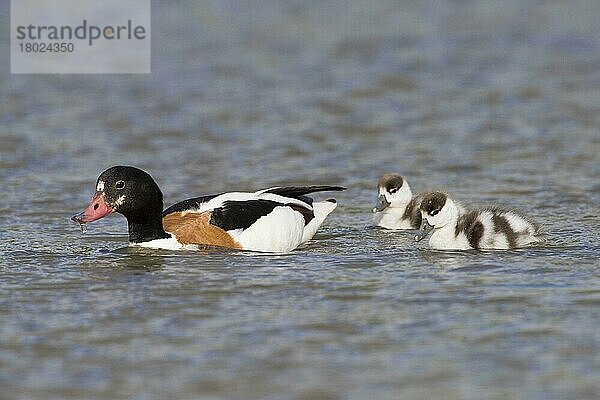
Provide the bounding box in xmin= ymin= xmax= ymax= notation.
xmin=414 ymin=219 xmax=434 ymax=242
xmin=373 ymin=194 xmax=391 ymax=212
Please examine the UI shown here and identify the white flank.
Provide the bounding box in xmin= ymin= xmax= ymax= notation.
xmin=429 ymin=225 xmax=471 ymax=250
xmin=373 ymin=208 xmax=413 ymax=230
xmin=230 ymin=206 xmax=305 ymax=253
xmin=301 ymin=200 xmax=337 ymax=243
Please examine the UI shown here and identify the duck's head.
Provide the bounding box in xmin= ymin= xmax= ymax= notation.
xmin=72 ymin=166 xmax=164 ymax=224
xmin=414 ymin=191 xmax=456 ymax=242
xmin=372 ymin=173 xmax=413 ymax=213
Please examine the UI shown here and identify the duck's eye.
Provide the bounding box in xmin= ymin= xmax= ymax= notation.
xmin=430 ymin=209 xmax=440 ymax=216
xmin=388 ymin=187 xmax=398 ymax=194
xmin=115 ymin=180 xmax=125 ymax=190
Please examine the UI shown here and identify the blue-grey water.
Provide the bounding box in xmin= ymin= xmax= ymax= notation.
xmin=1 ymin=1 xmax=599 ymax=399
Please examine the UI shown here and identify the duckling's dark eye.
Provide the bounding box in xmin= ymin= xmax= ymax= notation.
xmin=388 ymin=187 xmax=398 ymax=194
xmin=430 ymin=209 xmax=440 ymax=216
xmin=115 ymin=180 xmax=125 ymax=190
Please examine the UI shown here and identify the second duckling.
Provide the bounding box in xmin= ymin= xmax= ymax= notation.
xmin=372 ymin=173 xmax=422 ymax=230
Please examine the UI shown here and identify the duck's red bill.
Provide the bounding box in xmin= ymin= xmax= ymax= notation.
xmin=71 ymin=193 xmax=113 ymax=223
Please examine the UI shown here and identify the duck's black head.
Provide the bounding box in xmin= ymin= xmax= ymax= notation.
xmin=72 ymin=166 xmax=169 ymax=242
xmin=98 ymin=166 xmax=164 ymax=220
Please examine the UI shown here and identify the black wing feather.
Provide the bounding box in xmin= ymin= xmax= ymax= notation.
xmin=210 ymin=200 xmax=280 ymax=231
xmin=162 ymin=193 xmax=223 ymax=216
xmin=263 ymin=186 xmax=345 ymax=205
xmin=210 ymin=199 xmax=315 ymax=231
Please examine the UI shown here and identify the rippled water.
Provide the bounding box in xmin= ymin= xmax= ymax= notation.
xmin=1 ymin=1 xmax=599 ymax=399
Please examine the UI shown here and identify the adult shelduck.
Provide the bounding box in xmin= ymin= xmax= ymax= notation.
xmin=72 ymin=166 xmax=345 ymax=253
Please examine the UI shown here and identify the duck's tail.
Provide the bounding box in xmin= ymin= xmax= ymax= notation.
xmin=301 ymin=199 xmax=338 ymax=243
xmin=260 ymin=186 xmax=346 ymax=204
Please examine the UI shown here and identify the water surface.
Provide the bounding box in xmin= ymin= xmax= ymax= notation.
xmin=1 ymin=1 xmax=599 ymax=399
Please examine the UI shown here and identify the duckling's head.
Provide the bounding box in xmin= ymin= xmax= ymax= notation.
xmin=415 ymin=192 xmax=458 ymax=241
xmin=373 ymin=173 xmax=413 ymax=212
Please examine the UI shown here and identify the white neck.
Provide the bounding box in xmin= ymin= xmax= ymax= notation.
xmin=428 ymin=199 xmax=470 ymax=250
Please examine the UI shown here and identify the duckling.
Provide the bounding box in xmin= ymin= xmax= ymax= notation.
xmin=372 ymin=174 xmax=422 ymax=229
xmin=414 ymin=191 xmax=544 ymax=250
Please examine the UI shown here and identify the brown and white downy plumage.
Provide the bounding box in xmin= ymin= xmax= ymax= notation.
xmin=414 ymin=191 xmax=544 ymax=250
